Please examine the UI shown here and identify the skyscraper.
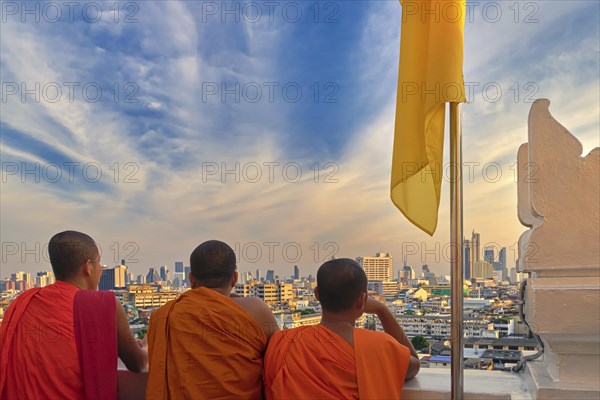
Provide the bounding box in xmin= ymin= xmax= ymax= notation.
xmin=356 ymin=253 xmax=393 ymax=281
xmin=160 ymin=266 xmax=170 ymax=282
xmin=147 ymin=268 xmax=161 ymax=283
xmin=114 ymin=264 xmax=127 ymax=288
xmin=293 ymin=265 xmax=300 ymax=280
xmin=99 ymin=268 xmax=116 ymax=290
xmin=463 ymin=239 xmax=472 ymax=280
xmin=11 ymin=272 xmax=31 ymax=288
xmin=35 ymin=271 xmax=54 ymax=287
xmin=472 ymin=260 xmax=494 ymax=279
xmin=484 ymin=248 xmax=495 ymax=264
xmin=266 ymin=270 xmax=275 ymax=283
xmin=499 ymin=247 xmax=507 ymax=280
xmin=402 ymin=265 xmax=415 ymax=283
xmin=184 ymin=266 xmax=191 ymax=285
xmin=421 ymin=264 xmax=435 ymax=278
xmin=175 ymin=261 xmax=184 ymax=285
xmin=471 ymin=231 xmax=481 ymax=263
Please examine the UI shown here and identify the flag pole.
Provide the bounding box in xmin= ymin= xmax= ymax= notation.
xmin=449 ymin=101 xmax=464 ymax=400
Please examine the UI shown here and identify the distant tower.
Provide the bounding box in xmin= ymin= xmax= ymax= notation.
xmin=175 ymin=261 xmax=184 ymax=284
xmin=99 ymin=268 xmax=116 ymax=291
xmin=484 ymin=248 xmax=495 ymax=264
xmin=114 ymin=264 xmax=127 ymax=288
xmin=146 ymin=268 xmax=161 ymax=283
xmin=160 ymin=266 xmax=170 ymax=281
xmin=266 ymin=270 xmax=275 ymax=282
xmin=471 ymin=231 xmax=480 ymax=263
xmin=499 ymin=247 xmax=507 ymax=280
xmin=463 ymin=239 xmax=472 ymax=280
xmin=293 ymin=265 xmax=300 ymax=280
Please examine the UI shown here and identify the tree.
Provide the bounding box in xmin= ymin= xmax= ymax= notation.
xmin=300 ymin=308 xmax=317 ymax=315
xmin=411 ymin=335 xmax=429 ymax=351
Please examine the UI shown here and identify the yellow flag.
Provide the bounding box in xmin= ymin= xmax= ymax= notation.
xmin=391 ymin=0 xmax=466 ymax=235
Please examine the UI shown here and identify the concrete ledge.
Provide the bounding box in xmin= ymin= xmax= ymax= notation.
xmin=116 ymin=366 xmax=532 ymax=400
xmin=403 ymin=368 xmax=531 ymax=400
xmin=525 ymin=361 xmax=600 ymax=400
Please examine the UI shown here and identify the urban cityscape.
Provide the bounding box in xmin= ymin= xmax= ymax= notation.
xmin=1 ymin=229 xmax=536 ymax=371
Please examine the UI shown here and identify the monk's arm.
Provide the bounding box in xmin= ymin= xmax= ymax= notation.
xmin=236 ymin=297 xmax=280 ymax=340
xmin=366 ymin=298 xmax=421 ymax=380
xmin=115 ymin=298 xmax=148 ymax=372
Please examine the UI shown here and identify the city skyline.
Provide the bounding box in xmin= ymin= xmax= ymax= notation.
xmin=1 ymin=230 xmax=514 ymax=281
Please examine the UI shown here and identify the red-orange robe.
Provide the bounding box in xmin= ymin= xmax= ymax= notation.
xmin=264 ymin=325 xmax=410 ymax=400
xmin=0 ymin=281 xmax=118 ymax=400
xmin=146 ymin=287 xmax=268 ymax=400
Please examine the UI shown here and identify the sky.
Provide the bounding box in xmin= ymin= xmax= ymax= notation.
xmin=1 ymin=0 xmax=599 ymax=280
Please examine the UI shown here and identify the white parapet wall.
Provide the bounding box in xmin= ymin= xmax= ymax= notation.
xmin=517 ymin=99 xmax=600 ymax=399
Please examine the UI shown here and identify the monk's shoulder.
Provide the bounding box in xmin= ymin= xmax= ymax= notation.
xmin=149 ymin=299 xmax=176 ymax=322
xmin=231 ymin=296 xmax=270 ymax=315
xmin=270 ymin=326 xmax=315 ymax=344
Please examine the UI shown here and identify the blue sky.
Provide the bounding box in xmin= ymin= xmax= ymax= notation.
xmin=1 ymin=0 xmax=599 ymax=279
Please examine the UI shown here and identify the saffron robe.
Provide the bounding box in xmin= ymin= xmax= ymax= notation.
xmin=264 ymin=325 xmax=411 ymax=400
xmin=146 ymin=287 xmax=268 ymax=400
xmin=0 ymin=281 xmax=118 ymax=400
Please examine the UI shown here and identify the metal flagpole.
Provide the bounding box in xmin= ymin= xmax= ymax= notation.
xmin=449 ymin=102 xmax=464 ymax=400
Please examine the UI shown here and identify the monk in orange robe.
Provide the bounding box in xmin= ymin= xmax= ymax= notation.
xmin=264 ymin=258 xmax=420 ymax=399
xmin=146 ymin=240 xmax=279 ymax=400
xmin=0 ymin=230 xmax=147 ymax=400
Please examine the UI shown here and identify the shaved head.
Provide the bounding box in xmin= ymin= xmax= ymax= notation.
xmin=190 ymin=240 xmax=236 ymax=288
xmin=316 ymin=258 xmax=368 ymax=312
xmin=48 ymin=230 xmax=98 ymax=280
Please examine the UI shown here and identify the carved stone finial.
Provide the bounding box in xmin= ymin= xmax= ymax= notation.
xmin=517 ymin=99 xmax=600 ymax=275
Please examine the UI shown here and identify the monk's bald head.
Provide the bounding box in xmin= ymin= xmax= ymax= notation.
xmin=190 ymin=240 xmax=236 ymax=288
xmin=48 ymin=230 xmax=98 ymax=280
xmin=316 ymin=258 xmax=368 ymax=312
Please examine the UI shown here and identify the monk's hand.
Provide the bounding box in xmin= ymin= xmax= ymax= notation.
xmin=363 ymin=296 xmax=385 ymax=314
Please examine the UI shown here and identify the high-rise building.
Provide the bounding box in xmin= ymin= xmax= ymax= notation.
xmin=472 ymin=260 xmax=494 ymax=279
xmin=471 ymin=231 xmax=481 ymax=263
xmin=11 ymin=272 xmax=31 ymax=288
xmin=293 ymin=265 xmax=300 ymax=280
xmin=99 ymin=268 xmax=116 ymax=290
xmin=356 ymin=253 xmax=393 ymax=281
xmin=402 ymin=265 xmax=415 ymax=283
xmin=484 ymin=248 xmax=495 ymax=264
xmin=175 ymin=261 xmax=185 ymax=284
xmin=421 ymin=264 xmax=435 ymax=278
xmin=184 ymin=266 xmax=191 ymax=285
xmin=255 ymin=269 xmax=260 ymax=282
xmin=463 ymin=239 xmax=472 ymax=280
xmin=146 ymin=268 xmax=161 ymax=283
xmin=266 ymin=270 xmax=275 ymax=283
xmin=499 ymin=247 xmax=507 ymax=280
xmin=136 ymin=274 xmax=146 ymax=284
xmin=114 ymin=265 xmax=127 ymax=288
xmin=159 ymin=266 xmax=170 ymax=282
xmin=35 ymin=271 xmax=55 ymax=287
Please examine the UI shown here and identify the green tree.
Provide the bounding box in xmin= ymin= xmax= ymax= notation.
xmin=411 ymin=335 xmax=429 ymax=351
xmin=300 ymin=308 xmax=317 ymax=315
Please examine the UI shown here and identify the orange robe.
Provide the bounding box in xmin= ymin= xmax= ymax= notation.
xmin=146 ymin=287 xmax=268 ymax=400
xmin=0 ymin=281 xmax=83 ymax=399
xmin=264 ymin=325 xmax=410 ymax=400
